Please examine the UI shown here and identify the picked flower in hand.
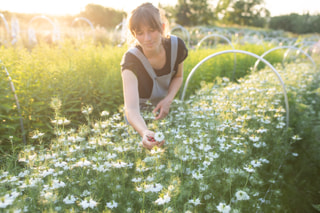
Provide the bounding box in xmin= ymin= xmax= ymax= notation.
xmin=154 ymin=132 xmax=165 ymax=142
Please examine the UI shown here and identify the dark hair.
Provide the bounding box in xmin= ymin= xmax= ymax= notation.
xmin=128 ymin=3 xmax=164 ymax=36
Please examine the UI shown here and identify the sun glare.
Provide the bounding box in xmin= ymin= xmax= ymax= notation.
xmin=0 ymin=0 xmax=175 ymax=15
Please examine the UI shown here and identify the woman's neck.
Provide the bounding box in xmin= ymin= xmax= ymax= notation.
xmin=143 ymin=43 xmax=163 ymax=59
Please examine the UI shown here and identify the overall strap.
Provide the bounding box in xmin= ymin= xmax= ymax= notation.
xmin=170 ymin=35 xmax=178 ymax=71
xmin=128 ymin=47 xmax=157 ymax=79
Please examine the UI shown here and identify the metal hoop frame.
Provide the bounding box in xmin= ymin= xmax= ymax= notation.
xmin=252 ymin=46 xmax=316 ymax=72
xmin=1 ymin=62 xmax=26 ymax=144
xmin=180 ymin=49 xmax=289 ymax=128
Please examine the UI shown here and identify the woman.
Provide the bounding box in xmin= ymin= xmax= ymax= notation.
xmin=120 ymin=3 xmax=188 ymax=149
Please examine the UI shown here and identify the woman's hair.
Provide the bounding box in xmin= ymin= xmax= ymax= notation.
xmin=126 ymin=3 xmax=169 ymax=44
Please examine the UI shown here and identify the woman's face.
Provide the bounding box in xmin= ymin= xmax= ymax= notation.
xmin=134 ymin=25 xmax=162 ymax=52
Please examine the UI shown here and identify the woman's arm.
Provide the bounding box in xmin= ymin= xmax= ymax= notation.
xmin=122 ymin=69 xmax=164 ymax=149
xmin=153 ymin=62 xmax=184 ymax=120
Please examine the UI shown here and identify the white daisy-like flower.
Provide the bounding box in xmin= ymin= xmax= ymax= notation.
xmin=249 ymin=135 xmax=259 ymax=142
xmin=0 ymin=196 xmax=14 ymax=208
xmin=243 ymin=165 xmax=255 ymax=173
xmin=217 ymin=202 xmax=231 ymax=213
xmin=155 ymin=193 xmax=171 ymax=205
xmin=63 ymin=195 xmax=77 ymax=204
xmin=79 ymin=198 xmax=97 ymax=209
xmin=144 ymin=183 xmax=163 ymax=193
xmin=100 ymin=110 xmax=109 ymax=117
xmin=250 ymin=160 xmax=262 ymax=168
xmin=154 ymin=132 xmax=165 ymax=142
xmin=235 ymin=190 xmax=250 ymax=201
xmin=192 ymin=170 xmax=204 ymax=180
xmin=292 ymin=135 xmax=302 ymax=140
xmin=188 ymin=197 xmax=201 ymax=206
xmin=106 ymin=200 xmax=118 ymax=209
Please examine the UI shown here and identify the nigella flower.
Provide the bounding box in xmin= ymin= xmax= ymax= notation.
xmin=251 ymin=160 xmax=262 ymax=168
xmin=154 ymin=132 xmax=165 ymax=142
xmin=73 ymin=159 xmax=91 ymax=167
xmin=144 ymin=183 xmax=163 ymax=193
xmin=217 ymin=136 xmax=226 ymax=143
xmin=253 ymin=141 xmax=267 ymax=148
xmin=51 ymin=179 xmax=66 ymax=189
xmin=0 ymin=196 xmax=14 ymax=208
xmin=31 ymin=131 xmax=45 ymax=139
xmin=131 ymin=177 xmax=142 ymax=183
xmin=192 ymin=170 xmax=203 ymax=180
xmin=51 ymin=118 xmax=70 ymax=125
xmin=235 ymin=190 xmax=250 ymax=201
xmin=81 ymin=106 xmax=93 ymax=115
xmin=106 ymin=200 xmax=118 ymax=209
xmin=257 ymin=128 xmax=268 ymax=133
xmin=249 ymin=135 xmax=259 ymax=142
xmin=155 ymin=193 xmax=171 ymax=205
xmin=188 ymin=197 xmax=201 ymax=206
xmin=292 ymin=135 xmax=302 ymax=140
xmin=63 ymin=195 xmax=77 ymax=204
xmin=79 ymin=198 xmax=97 ymax=209
xmin=100 ymin=110 xmax=109 ymax=117
xmin=216 ymin=202 xmax=231 ymax=213
xmin=233 ymin=147 xmax=245 ymax=154
xmin=244 ymin=165 xmax=255 ymax=173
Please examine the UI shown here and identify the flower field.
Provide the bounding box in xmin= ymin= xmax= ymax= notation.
xmin=1 ymin=60 xmax=319 ymax=212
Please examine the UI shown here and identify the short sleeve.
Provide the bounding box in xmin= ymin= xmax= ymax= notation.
xmin=173 ymin=37 xmax=188 ymax=71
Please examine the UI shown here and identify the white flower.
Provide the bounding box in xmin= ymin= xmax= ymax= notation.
xmin=106 ymin=200 xmax=118 ymax=209
xmin=0 ymin=196 xmax=14 ymax=208
xmin=31 ymin=132 xmax=44 ymax=139
xmin=101 ymin=111 xmax=109 ymax=116
xmin=249 ymin=135 xmax=259 ymax=142
xmin=155 ymin=193 xmax=171 ymax=205
xmin=52 ymin=179 xmax=66 ymax=189
xmin=144 ymin=183 xmax=163 ymax=193
xmin=63 ymin=195 xmax=77 ymax=204
xmin=192 ymin=170 xmax=203 ymax=180
xmin=150 ymin=147 xmax=164 ymax=155
xmin=132 ymin=177 xmax=142 ymax=183
xmin=154 ymin=132 xmax=165 ymax=142
xmin=188 ymin=198 xmax=201 ymax=206
xmin=82 ymin=106 xmax=93 ymax=115
xmin=51 ymin=118 xmax=70 ymax=125
xmin=244 ymin=165 xmax=255 ymax=173
xmin=250 ymin=160 xmax=262 ymax=168
xmin=217 ymin=202 xmax=231 ymax=213
xmin=235 ymin=190 xmax=250 ymax=201
xmin=292 ymin=135 xmax=302 ymax=140
xmin=79 ymin=198 xmax=97 ymax=209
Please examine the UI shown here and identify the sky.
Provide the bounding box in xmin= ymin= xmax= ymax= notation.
xmin=0 ymin=0 xmax=319 ymax=17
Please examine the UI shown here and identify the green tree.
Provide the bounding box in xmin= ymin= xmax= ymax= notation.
xmin=80 ymin=4 xmax=126 ymax=29
xmin=269 ymin=13 xmax=320 ymax=34
xmin=174 ymin=0 xmax=214 ymax=26
xmin=223 ymin=0 xmax=269 ymax=27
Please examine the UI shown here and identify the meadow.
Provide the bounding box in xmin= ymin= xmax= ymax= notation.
xmin=0 ymin=26 xmax=320 ymax=212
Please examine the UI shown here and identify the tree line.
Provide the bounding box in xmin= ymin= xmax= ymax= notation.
xmin=1 ymin=1 xmax=320 ymax=34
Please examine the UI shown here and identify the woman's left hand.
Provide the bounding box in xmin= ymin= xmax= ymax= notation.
xmin=153 ymin=98 xmax=171 ymax=120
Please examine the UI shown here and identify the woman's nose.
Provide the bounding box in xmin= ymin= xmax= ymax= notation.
xmin=144 ymin=32 xmax=151 ymax=40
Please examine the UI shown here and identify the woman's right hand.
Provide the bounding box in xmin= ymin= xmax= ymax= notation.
xmin=141 ymin=130 xmax=165 ymax=150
